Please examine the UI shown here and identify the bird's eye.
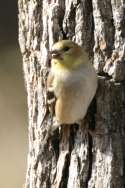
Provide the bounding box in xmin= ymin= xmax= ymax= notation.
xmin=63 ymin=46 xmax=70 ymax=52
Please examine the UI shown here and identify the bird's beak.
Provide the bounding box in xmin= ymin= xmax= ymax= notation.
xmin=50 ymin=50 xmax=62 ymax=59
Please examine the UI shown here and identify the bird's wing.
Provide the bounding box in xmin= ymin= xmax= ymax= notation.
xmin=47 ymin=71 xmax=56 ymax=117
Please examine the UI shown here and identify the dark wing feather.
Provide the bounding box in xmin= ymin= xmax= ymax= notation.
xmin=47 ymin=72 xmax=56 ymax=117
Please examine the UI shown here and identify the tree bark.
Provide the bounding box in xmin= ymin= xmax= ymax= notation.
xmin=18 ymin=0 xmax=125 ymax=187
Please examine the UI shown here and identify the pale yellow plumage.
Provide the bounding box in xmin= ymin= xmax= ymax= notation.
xmin=47 ymin=40 xmax=97 ymax=125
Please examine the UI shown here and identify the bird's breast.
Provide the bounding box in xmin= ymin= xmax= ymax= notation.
xmin=52 ymin=69 xmax=74 ymax=96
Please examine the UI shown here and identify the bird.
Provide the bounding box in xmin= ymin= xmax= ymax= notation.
xmin=47 ymin=40 xmax=97 ymax=128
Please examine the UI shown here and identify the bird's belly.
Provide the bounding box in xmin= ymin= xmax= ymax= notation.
xmin=55 ymin=86 xmax=89 ymax=124
xmin=54 ymin=67 xmax=97 ymax=124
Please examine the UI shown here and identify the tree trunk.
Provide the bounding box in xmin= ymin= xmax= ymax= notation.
xmin=18 ymin=0 xmax=125 ymax=187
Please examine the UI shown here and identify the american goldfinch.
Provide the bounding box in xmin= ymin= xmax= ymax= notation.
xmin=47 ymin=40 xmax=97 ymax=125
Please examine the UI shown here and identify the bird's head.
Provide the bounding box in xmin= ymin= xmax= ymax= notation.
xmin=50 ymin=40 xmax=89 ymax=70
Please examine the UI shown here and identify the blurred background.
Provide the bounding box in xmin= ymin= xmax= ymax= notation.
xmin=0 ymin=1 xmax=28 ymax=188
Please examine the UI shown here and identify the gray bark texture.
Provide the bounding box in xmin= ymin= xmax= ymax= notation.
xmin=18 ymin=0 xmax=125 ymax=187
